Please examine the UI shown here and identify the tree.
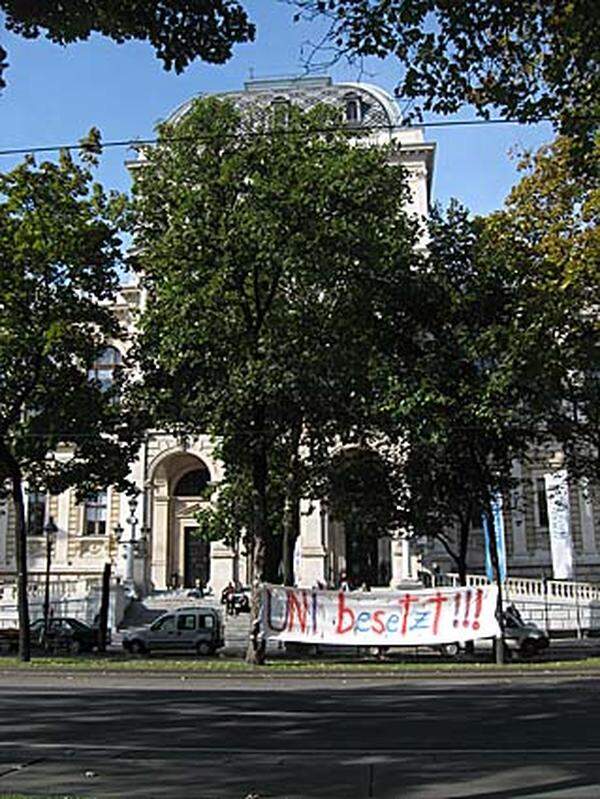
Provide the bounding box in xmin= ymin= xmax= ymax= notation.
xmin=293 ymin=1 xmax=600 ymax=164
xmin=0 ymin=147 xmax=140 ymax=661
xmin=132 ymin=97 xmax=419 ymax=660
xmin=0 ymin=0 xmax=255 ymax=89
xmin=391 ymin=134 xmax=599 ymax=581
xmin=387 ymin=203 xmax=549 ymax=585
xmin=486 ymin=136 xmax=600 ymax=482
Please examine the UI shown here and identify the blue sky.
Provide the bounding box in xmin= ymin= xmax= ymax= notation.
xmin=1 ymin=2 xmax=553 ymax=214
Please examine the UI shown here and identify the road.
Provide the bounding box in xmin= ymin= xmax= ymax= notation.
xmin=0 ymin=674 xmax=599 ymax=798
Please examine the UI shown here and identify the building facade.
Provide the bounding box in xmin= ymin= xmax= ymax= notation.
xmin=0 ymin=77 xmax=597 ymax=614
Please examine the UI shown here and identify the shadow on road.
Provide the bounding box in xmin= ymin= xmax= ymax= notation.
xmin=0 ymin=680 xmax=598 ymax=797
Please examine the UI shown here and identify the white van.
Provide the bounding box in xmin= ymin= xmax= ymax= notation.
xmin=122 ymin=607 xmax=225 ymax=656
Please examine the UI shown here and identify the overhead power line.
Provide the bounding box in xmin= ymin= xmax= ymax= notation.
xmin=0 ymin=116 xmax=562 ymax=159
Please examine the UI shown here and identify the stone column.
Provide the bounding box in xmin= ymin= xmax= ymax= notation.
xmin=579 ymin=481 xmax=597 ymax=555
xmin=150 ymin=496 xmax=170 ymax=590
xmin=297 ymin=499 xmax=326 ymax=587
xmin=390 ymin=534 xmax=411 ymax=587
xmin=210 ymin=542 xmax=236 ymax=595
xmin=510 ymin=461 xmax=528 ymax=557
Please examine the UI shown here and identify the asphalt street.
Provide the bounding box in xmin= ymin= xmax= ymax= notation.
xmin=0 ymin=675 xmax=599 ymax=798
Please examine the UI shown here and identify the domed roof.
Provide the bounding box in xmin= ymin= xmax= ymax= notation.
xmin=166 ymin=76 xmax=403 ymax=129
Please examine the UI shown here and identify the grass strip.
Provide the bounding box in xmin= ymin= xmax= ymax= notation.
xmin=1 ymin=655 xmax=600 ymax=673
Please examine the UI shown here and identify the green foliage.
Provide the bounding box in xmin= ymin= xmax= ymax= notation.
xmin=0 ymin=0 xmax=255 ymax=88
xmin=133 ymin=97 xmax=420 ymax=578
xmin=389 ymin=137 xmax=599 ymax=571
xmin=385 ymin=201 xmax=552 ymax=570
xmin=487 ymin=136 xmax=600 ymax=482
xmin=0 ymin=146 xmax=141 ymax=496
xmin=294 ymin=0 xmax=600 ymax=163
xmin=328 ymin=447 xmax=398 ymax=538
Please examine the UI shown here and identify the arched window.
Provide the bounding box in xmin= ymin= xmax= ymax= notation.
xmin=174 ymin=467 xmax=211 ymax=497
xmin=88 ymin=346 xmax=122 ymax=392
xmin=345 ymin=96 xmax=362 ymax=125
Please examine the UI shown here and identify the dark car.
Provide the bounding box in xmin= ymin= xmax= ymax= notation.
xmin=30 ymin=617 xmax=96 ymax=654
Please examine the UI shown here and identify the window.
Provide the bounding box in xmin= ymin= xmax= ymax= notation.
xmin=151 ymin=615 xmax=175 ymax=632
xmin=199 ymin=614 xmax=214 ymax=629
xmin=27 ymin=490 xmax=46 ymax=536
xmin=177 ymin=614 xmax=197 ymax=631
xmin=345 ymin=96 xmax=362 ymax=125
xmin=174 ymin=467 xmax=211 ymax=497
xmin=535 ymin=478 xmax=549 ymax=529
xmin=84 ymin=491 xmax=107 ymax=535
xmin=271 ymin=97 xmax=290 ymax=127
xmin=88 ymin=346 xmax=122 ymax=392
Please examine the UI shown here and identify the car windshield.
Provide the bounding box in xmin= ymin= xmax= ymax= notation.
xmin=151 ymin=615 xmax=175 ymax=632
xmin=67 ymin=619 xmax=92 ymax=632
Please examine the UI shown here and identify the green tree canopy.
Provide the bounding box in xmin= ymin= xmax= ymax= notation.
xmin=487 ymin=136 xmax=600 ymax=482
xmin=293 ymin=0 xmax=599 ymax=163
xmin=132 ymin=97 xmax=421 ymax=658
xmin=0 ymin=148 xmax=141 ymax=660
xmin=0 ymin=0 xmax=255 ymax=88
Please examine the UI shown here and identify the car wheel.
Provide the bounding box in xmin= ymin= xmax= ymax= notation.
xmin=441 ymin=642 xmax=461 ymax=658
xmin=196 ymin=642 xmax=212 ymax=656
xmin=520 ymin=639 xmax=538 ymax=659
xmin=130 ymin=640 xmax=146 ymax=656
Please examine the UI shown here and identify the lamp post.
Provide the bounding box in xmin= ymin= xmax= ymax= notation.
xmin=114 ymin=495 xmax=149 ymax=591
xmin=43 ymin=516 xmax=58 ymax=635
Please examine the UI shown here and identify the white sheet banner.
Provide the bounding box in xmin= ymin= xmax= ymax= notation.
xmin=544 ymin=470 xmax=574 ymax=580
xmin=261 ymin=584 xmax=500 ymax=647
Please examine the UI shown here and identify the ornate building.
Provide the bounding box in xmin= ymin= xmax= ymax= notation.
xmin=0 ymin=77 xmax=596 ymax=618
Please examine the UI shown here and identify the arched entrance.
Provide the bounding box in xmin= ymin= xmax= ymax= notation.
xmin=328 ymin=448 xmax=394 ymax=588
xmin=148 ymin=452 xmax=213 ymax=590
xmin=174 ymin=467 xmax=211 ymax=588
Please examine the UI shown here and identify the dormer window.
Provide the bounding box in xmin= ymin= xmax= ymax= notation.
xmin=271 ymin=97 xmax=290 ymax=127
xmin=345 ymin=96 xmax=362 ymax=125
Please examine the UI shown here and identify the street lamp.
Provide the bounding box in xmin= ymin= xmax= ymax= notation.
xmin=43 ymin=516 xmax=58 ymax=635
xmin=114 ymin=494 xmax=146 ymax=588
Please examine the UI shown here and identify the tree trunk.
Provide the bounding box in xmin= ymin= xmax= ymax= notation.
xmin=97 ymin=562 xmax=111 ymax=653
xmin=246 ymin=424 xmax=269 ymax=665
xmin=282 ymin=494 xmax=300 ymax=587
xmin=457 ymin=514 xmax=474 ymax=655
xmin=486 ymin=505 xmax=505 ymax=665
xmin=282 ymin=422 xmax=302 ymax=587
xmin=11 ymin=471 xmax=31 ymax=662
xmin=246 ymin=533 xmax=266 ymax=665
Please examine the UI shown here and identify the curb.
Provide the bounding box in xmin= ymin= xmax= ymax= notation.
xmin=1 ymin=666 xmax=600 ymax=681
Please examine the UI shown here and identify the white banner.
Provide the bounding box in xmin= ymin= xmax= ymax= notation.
xmin=261 ymin=584 xmax=500 ymax=647
xmin=545 ymin=470 xmax=574 ymax=580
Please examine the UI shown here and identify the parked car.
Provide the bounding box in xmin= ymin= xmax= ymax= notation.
xmin=30 ymin=617 xmax=96 ymax=654
xmin=122 ymin=607 xmax=224 ymax=656
xmin=503 ymin=604 xmax=550 ymax=657
xmin=440 ymin=604 xmax=550 ymax=659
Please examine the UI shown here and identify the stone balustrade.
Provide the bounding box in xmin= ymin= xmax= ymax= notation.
xmin=446 ymin=573 xmax=600 ymax=635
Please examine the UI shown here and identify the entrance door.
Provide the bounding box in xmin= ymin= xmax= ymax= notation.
xmin=184 ymin=527 xmax=210 ymax=588
xmin=345 ymin=520 xmax=379 ymax=588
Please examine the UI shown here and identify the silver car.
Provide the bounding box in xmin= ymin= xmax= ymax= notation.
xmin=122 ymin=607 xmax=224 ymax=656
